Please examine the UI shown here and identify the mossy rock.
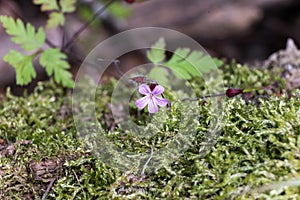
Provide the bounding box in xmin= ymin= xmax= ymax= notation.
xmin=0 ymin=63 xmax=299 ymax=199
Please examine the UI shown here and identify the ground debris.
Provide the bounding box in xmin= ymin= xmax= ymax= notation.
xmin=264 ymin=38 xmax=300 ymax=90
xmin=264 ymin=38 xmax=300 ymax=68
xmin=30 ymin=158 xmax=63 ymax=182
xmin=0 ymin=139 xmax=32 ymax=157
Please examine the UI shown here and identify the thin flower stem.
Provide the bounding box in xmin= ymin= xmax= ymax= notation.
xmin=97 ymin=58 xmax=131 ymax=81
xmin=111 ymin=60 xmax=126 ymax=78
xmin=63 ymin=0 xmax=116 ymax=50
xmin=205 ymin=93 xmax=227 ymax=98
xmin=181 ymin=93 xmax=226 ymax=101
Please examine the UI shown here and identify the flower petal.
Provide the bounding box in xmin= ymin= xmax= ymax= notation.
xmin=135 ymin=95 xmax=150 ymax=109
xmin=148 ymin=99 xmax=159 ymax=113
xmin=138 ymin=84 xmax=151 ymax=95
xmin=154 ymin=96 xmax=168 ymax=107
xmin=152 ymin=85 xmax=164 ymax=95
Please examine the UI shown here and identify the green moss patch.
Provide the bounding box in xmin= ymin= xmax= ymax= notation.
xmin=0 ymin=63 xmax=300 ymax=199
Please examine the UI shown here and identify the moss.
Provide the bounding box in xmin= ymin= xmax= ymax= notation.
xmin=0 ymin=62 xmax=299 ymax=199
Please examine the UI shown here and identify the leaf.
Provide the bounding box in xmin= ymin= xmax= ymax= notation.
xmin=39 ymin=48 xmax=74 ymax=88
xmin=167 ymin=64 xmax=191 ymax=79
xmin=164 ymin=48 xmax=198 ymax=79
xmin=3 ymin=50 xmax=36 ymax=85
xmin=60 ymin=0 xmax=77 ymax=13
xmin=147 ymin=37 xmax=166 ymax=64
xmin=0 ymin=16 xmax=45 ymax=51
xmin=147 ymin=38 xmax=223 ymax=80
xmin=34 ymin=0 xmax=76 ymax=29
xmin=148 ymin=66 xmax=169 ymax=86
xmin=108 ymin=1 xmax=132 ymax=19
xmin=213 ymin=58 xmax=224 ymax=68
xmin=33 ymin=0 xmax=59 ymax=11
xmin=47 ymin=12 xmax=65 ymax=29
xmin=164 ymin=48 xmax=223 ymax=79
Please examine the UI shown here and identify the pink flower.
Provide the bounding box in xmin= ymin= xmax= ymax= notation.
xmin=135 ymin=84 xmax=169 ymax=113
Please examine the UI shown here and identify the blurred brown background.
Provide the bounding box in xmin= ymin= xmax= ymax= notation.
xmin=127 ymin=0 xmax=300 ymax=61
xmin=0 ymin=0 xmax=300 ymax=94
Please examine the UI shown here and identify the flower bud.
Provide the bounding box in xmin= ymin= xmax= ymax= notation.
xmin=226 ymin=88 xmax=243 ymax=97
xmin=201 ymin=100 xmax=207 ymax=106
xmin=149 ymin=82 xmax=158 ymax=91
xmin=124 ymin=0 xmax=148 ymax=3
xmin=124 ymin=0 xmax=135 ymax=3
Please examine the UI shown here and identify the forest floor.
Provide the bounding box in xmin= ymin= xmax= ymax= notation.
xmin=0 ymin=53 xmax=300 ymax=199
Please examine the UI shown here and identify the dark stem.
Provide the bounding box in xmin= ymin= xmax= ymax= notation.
xmin=63 ymin=0 xmax=115 ymax=50
xmin=96 ymin=58 xmax=129 ymax=79
xmin=109 ymin=59 xmax=124 ymax=78
xmin=61 ymin=25 xmax=66 ymax=49
xmin=181 ymin=93 xmax=226 ymax=101
xmin=45 ymin=38 xmax=56 ymax=48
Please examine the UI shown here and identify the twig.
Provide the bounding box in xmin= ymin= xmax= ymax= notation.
xmin=140 ymin=145 xmax=154 ymax=181
xmin=63 ymin=0 xmax=116 ymax=50
xmin=41 ymin=178 xmax=56 ymax=200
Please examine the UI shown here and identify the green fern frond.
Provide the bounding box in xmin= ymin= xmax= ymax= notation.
xmin=34 ymin=0 xmax=77 ymax=29
xmin=39 ymin=48 xmax=74 ymax=88
xmin=3 ymin=50 xmax=37 ymax=85
xmin=0 ymin=16 xmax=45 ymax=51
xmin=33 ymin=0 xmax=59 ymax=11
xmin=147 ymin=38 xmax=223 ymax=81
xmin=47 ymin=12 xmax=65 ymax=29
